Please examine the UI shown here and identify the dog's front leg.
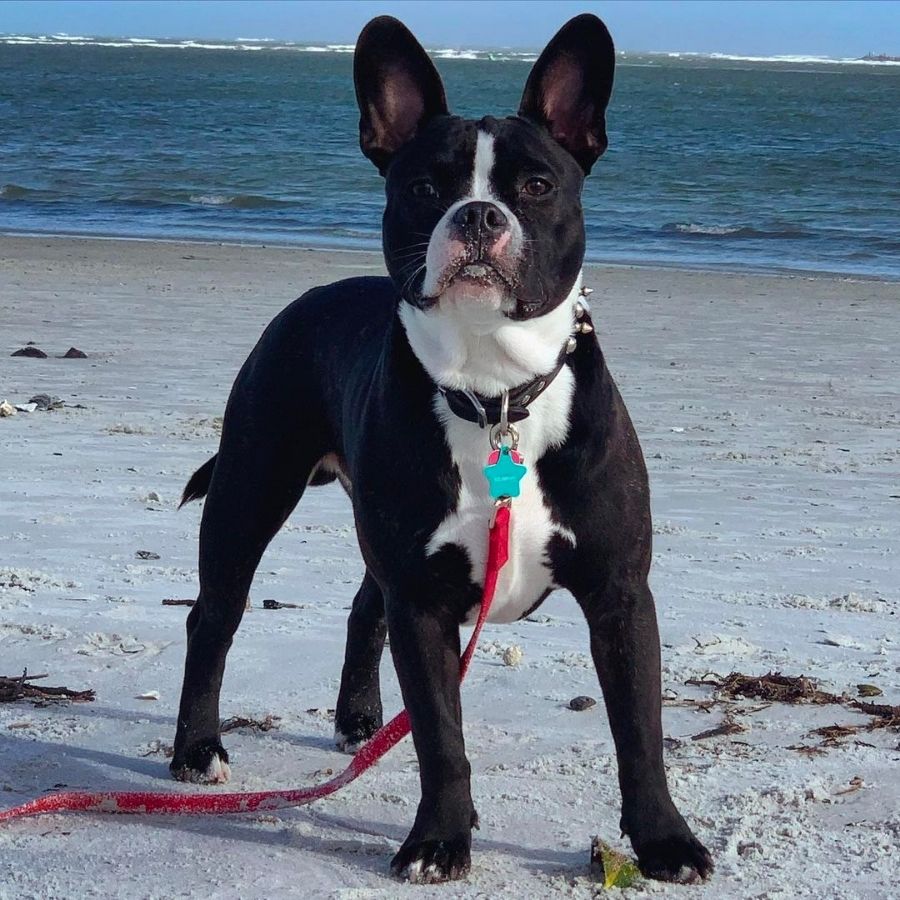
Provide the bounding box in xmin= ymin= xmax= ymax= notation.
xmin=384 ymin=588 xmax=475 ymax=884
xmin=577 ymin=577 xmax=713 ymax=883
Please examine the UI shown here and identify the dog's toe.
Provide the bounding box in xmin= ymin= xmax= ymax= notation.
xmin=334 ymin=729 xmax=367 ymax=754
xmin=635 ymin=833 xmax=713 ymax=883
xmin=333 ymin=716 xmax=381 ymax=754
xmin=391 ymin=836 xmax=471 ymax=884
xmin=170 ymin=741 xmax=231 ymax=784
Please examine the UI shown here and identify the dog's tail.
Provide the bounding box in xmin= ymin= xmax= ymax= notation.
xmin=179 ymin=455 xmax=217 ymax=508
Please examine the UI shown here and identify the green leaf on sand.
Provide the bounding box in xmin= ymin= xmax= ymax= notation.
xmin=590 ymin=837 xmax=642 ymax=889
xmin=856 ymin=683 xmax=882 ymax=697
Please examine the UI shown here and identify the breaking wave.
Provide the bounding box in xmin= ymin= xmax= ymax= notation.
xmin=663 ymin=222 xmax=809 ymax=239
xmin=0 ymin=184 xmax=32 ymax=200
xmin=187 ymin=194 xmax=283 ymax=209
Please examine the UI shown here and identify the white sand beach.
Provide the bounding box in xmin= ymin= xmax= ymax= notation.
xmin=0 ymin=235 xmax=897 ymax=898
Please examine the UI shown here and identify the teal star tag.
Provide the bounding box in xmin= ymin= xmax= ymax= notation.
xmin=483 ymin=446 xmax=528 ymax=499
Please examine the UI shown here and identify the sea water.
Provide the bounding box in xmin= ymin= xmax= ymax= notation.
xmin=1 ymin=35 xmax=898 ymax=278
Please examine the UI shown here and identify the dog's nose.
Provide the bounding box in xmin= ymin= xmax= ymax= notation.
xmin=452 ymin=201 xmax=508 ymax=235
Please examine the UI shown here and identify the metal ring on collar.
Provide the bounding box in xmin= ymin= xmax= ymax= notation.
xmin=489 ymin=422 xmax=519 ymax=451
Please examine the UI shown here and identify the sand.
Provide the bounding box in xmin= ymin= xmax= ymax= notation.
xmin=0 ymin=235 xmax=897 ymax=898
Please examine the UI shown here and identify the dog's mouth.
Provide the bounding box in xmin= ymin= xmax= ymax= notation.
xmin=426 ymin=259 xmax=515 ymax=301
xmin=454 ymin=261 xmax=509 ymax=285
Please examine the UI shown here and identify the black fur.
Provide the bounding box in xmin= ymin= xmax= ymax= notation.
xmin=179 ymin=454 xmax=216 ymax=507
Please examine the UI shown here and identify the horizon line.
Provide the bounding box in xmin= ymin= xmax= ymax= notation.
xmin=2 ymin=31 xmax=897 ymax=62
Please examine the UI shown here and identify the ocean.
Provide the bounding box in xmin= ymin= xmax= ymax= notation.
xmin=2 ymin=34 xmax=899 ymax=278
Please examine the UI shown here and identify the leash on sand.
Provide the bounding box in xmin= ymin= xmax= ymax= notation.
xmin=0 ymin=424 xmax=525 ymax=824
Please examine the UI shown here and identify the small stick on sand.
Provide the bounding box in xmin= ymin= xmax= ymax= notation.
xmin=262 ymin=599 xmax=304 ymax=610
xmin=0 ymin=669 xmax=95 ymax=703
xmin=220 ymin=714 xmax=281 ymax=733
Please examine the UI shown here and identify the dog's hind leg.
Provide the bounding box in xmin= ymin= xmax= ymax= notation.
xmin=334 ymin=571 xmax=386 ymax=752
xmin=171 ymin=407 xmax=326 ymax=783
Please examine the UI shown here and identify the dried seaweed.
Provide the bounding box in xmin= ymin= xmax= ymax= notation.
xmin=0 ymin=670 xmax=95 ymax=704
xmin=685 ymin=671 xmax=841 ymax=705
xmin=787 ymin=744 xmax=828 ymax=757
xmin=812 ymin=723 xmax=861 ymax=744
xmin=851 ymin=699 xmax=900 ymax=727
xmin=691 ymin=720 xmax=748 ymax=742
xmin=686 ymin=671 xmax=900 ymax=750
xmin=220 ymin=714 xmax=280 ymax=734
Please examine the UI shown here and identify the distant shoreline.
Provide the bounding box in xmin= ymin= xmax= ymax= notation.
xmin=2 ymin=229 xmax=896 ymax=284
xmin=2 ymin=33 xmax=899 ymax=66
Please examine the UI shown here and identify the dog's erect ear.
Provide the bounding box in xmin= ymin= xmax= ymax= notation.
xmin=518 ymin=14 xmax=615 ymax=173
xmin=353 ymin=17 xmax=449 ymax=174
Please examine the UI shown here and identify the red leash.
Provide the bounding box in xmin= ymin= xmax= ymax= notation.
xmin=0 ymin=505 xmax=511 ymax=823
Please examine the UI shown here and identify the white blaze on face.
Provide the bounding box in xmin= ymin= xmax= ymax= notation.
xmin=421 ymin=129 xmax=522 ymax=302
xmin=470 ymin=129 xmax=494 ymax=200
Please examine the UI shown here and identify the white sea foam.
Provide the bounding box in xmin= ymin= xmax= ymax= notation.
xmin=433 ymin=49 xmax=480 ymax=60
xmin=654 ymin=49 xmax=900 ymax=67
xmin=674 ymin=223 xmax=745 ymax=236
xmin=2 ymin=34 xmax=897 ymax=65
xmin=709 ymin=51 xmax=900 ymax=66
xmin=189 ymin=194 xmax=232 ymax=206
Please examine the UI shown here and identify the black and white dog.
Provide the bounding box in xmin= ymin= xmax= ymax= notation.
xmin=171 ymin=14 xmax=713 ymax=885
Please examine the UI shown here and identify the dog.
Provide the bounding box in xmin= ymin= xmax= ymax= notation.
xmin=170 ymin=13 xmax=713 ymax=885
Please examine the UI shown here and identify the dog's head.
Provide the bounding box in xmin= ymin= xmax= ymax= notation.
xmin=354 ymin=14 xmax=614 ymax=326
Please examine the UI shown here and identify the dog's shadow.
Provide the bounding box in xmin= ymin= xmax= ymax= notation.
xmin=55 ymin=701 xmax=342 ymax=754
xmin=0 ymin=730 xmax=589 ymax=882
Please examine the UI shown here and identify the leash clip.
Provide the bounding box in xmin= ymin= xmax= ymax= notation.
xmin=489 ymin=496 xmax=512 ymax=529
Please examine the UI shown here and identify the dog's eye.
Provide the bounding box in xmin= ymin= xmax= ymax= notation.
xmin=523 ymin=177 xmax=553 ymax=197
xmin=410 ymin=180 xmax=438 ymax=199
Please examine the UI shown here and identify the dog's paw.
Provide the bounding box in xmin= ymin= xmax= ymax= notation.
xmin=333 ymin=715 xmax=382 ymax=754
xmin=391 ymin=835 xmax=471 ymax=884
xmin=634 ymin=832 xmax=713 ymax=883
xmin=169 ymin=740 xmax=231 ymax=784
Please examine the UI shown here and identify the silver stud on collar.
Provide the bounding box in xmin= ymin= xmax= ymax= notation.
xmin=565 ymin=335 xmax=578 ymax=354
xmin=575 ymin=320 xmax=594 ymax=334
xmin=579 ymin=286 xmax=594 ymax=296
xmin=574 ymin=300 xmax=586 ymax=320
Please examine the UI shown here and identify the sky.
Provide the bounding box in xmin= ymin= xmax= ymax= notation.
xmin=1 ymin=0 xmax=898 ymax=57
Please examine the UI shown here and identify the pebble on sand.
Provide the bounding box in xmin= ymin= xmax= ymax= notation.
xmin=62 ymin=347 xmax=88 ymax=358
xmin=11 ymin=346 xmax=48 ymax=358
xmin=569 ymin=695 xmax=597 ymax=711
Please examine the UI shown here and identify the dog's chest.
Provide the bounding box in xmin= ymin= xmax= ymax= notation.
xmin=427 ymin=372 xmax=576 ymax=624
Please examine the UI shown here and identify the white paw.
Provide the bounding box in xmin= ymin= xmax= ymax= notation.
xmin=405 ymin=860 xmax=447 ymax=884
xmin=406 ymin=860 xmax=423 ymax=883
xmin=334 ymin=729 xmax=365 ymax=755
xmin=203 ymin=753 xmax=231 ymax=784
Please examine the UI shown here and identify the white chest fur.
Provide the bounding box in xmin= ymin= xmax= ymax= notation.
xmin=429 ymin=373 xmax=576 ymax=624
xmin=400 ymin=279 xmax=582 ymax=625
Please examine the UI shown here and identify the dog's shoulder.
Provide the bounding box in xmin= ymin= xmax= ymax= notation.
xmin=291 ymin=276 xmax=397 ymax=315
xmin=262 ymin=276 xmax=398 ymax=347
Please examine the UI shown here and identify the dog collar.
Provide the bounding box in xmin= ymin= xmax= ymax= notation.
xmin=439 ymin=289 xmax=594 ymax=428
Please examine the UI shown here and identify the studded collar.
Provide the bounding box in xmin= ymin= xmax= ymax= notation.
xmin=438 ymin=288 xmax=594 ymax=428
